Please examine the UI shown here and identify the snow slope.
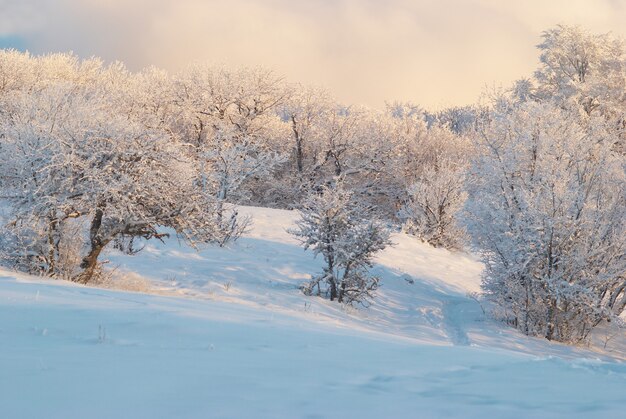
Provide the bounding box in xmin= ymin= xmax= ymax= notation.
xmin=1 ymin=206 xmax=625 ymax=418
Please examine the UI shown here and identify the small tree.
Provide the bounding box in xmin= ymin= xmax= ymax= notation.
xmin=290 ymin=182 xmax=390 ymax=305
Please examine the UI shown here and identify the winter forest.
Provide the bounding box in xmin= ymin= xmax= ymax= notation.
xmin=0 ymin=23 xmax=625 ymax=350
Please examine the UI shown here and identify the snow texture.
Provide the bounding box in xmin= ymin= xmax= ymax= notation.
xmin=1 ymin=206 xmax=625 ymax=418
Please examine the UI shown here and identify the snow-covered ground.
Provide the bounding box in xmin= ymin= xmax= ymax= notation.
xmin=1 ymin=206 xmax=625 ymax=418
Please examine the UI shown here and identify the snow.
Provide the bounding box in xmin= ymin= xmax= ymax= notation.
xmin=1 ymin=206 xmax=625 ymax=418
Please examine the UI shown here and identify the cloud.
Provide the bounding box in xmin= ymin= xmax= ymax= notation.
xmin=0 ymin=0 xmax=51 ymax=35
xmin=2 ymin=0 xmax=626 ymax=109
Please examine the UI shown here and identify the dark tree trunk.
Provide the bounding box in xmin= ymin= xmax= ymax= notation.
xmin=608 ymin=283 xmax=626 ymax=312
xmin=545 ymin=299 xmax=557 ymax=341
xmin=338 ymin=263 xmax=352 ymax=304
xmin=291 ymin=115 xmax=304 ymax=173
xmin=333 ymin=154 xmax=342 ymax=176
xmin=327 ymin=245 xmax=337 ymax=301
xmin=46 ymin=214 xmax=60 ymax=276
xmin=77 ymin=206 xmax=108 ymax=284
xmin=338 ymin=281 xmax=345 ymax=303
xmin=77 ymin=241 xmax=108 ymax=284
xmin=329 ymin=279 xmax=338 ymax=301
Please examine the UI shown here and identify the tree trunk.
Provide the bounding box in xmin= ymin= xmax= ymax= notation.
xmin=333 ymin=154 xmax=342 ymax=176
xmin=608 ymin=283 xmax=626 ymax=312
xmin=329 ymin=278 xmax=338 ymax=301
xmin=338 ymin=281 xmax=345 ymax=303
xmin=46 ymin=215 xmax=60 ymax=276
xmin=77 ymin=206 xmax=107 ymax=284
xmin=291 ymin=116 xmax=304 ymax=173
xmin=523 ymin=276 xmax=531 ymax=335
xmin=77 ymin=241 xmax=108 ymax=284
xmin=338 ymin=263 xmax=352 ymax=304
xmin=545 ymin=298 xmax=557 ymax=341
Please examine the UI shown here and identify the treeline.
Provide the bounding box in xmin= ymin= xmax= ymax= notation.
xmin=0 ymin=25 xmax=624 ymax=343
xmin=0 ymin=49 xmax=472 ymax=281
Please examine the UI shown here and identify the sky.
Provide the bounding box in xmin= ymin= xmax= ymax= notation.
xmin=1 ymin=0 xmax=625 ymax=109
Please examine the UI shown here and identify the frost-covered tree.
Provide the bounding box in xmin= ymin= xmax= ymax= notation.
xmin=290 ymin=182 xmax=390 ymax=305
xmin=400 ymin=159 xmax=467 ymax=249
xmin=172 ymin=65 xmax=289 ymax=239
xmin=0 ymin=82 xmax=96 ymax=277
xmin=465 ymin=101 xmax=626 ymax=343
xmin=280 ymin=85 xmax=332 ymax=176
xmin=0 ymin=66 xmax=223 ymax=282
xmin=535 ymin=25 xmax=626 ymax=116
xmin=267 ymin=85 xmax=335 ymax=204
xmin=0 ymin=49 xmax=35 ymax=96
xmin=290 ymin=103 xmax=371 ymax=184
xmin=428 ymin=105 xmax=484 ymax=135
xmin=383 ymin=104 xmax=472 ymax=247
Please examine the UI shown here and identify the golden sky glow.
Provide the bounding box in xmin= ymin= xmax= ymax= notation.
xmin=2 ymin=0 xmax=626 ymax=109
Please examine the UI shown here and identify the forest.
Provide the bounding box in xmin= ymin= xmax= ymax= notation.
xmin=0 ymin=24 xmax=624 ymax=344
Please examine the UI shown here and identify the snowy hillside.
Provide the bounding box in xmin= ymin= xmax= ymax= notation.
xmin=1 ymin=206 xmax=625 ymax=418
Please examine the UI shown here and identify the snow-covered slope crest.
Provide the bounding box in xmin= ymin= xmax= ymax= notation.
xmin=1 ymin=206 xmax=625 ymax=418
